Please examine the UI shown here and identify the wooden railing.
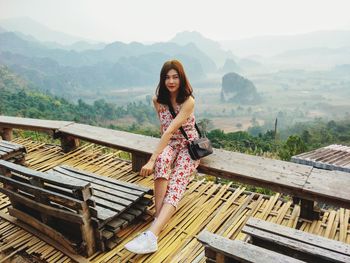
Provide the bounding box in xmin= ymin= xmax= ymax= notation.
xmin=1 ymin=115 xmax=350 ymax=220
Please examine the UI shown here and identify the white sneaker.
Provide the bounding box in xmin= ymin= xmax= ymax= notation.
xmin=124 ymin=231 xmax=158 ymax=254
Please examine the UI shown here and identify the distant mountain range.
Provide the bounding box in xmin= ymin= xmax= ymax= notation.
xmin=0 ymin=17 xmax=96 ymax=45
xmin=0 ymin=30 xmax=217 ymax=95
xmin=1 ymin=16 xmax=350 ymax=97
xmin=170 ymin=31 xmax=236 ymax=68
xmin=221 ymin=30 xmax=350 ymax=57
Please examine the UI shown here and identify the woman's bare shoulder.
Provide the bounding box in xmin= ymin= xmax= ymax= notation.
xmin=183 ymin=96 xmax=195 ymax=107
xmin=181 ymin=96 xmax=195 ymax=113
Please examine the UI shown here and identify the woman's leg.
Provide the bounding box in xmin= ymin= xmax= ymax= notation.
xmin=149 ymin=203 xmax=175 ymax=236
xmin=154 ymin=178 xmax=168 ymax=218
xmin=153 ymin=144 xmax=176 ymax=218
xmin=150 ymin=147 xmax=200 ymax=236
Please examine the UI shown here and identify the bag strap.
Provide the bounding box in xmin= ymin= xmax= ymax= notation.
xmin=168 ymin=103 xmax=202 ymax=140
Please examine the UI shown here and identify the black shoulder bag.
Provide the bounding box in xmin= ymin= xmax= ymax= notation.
xmin=168 ymin=104 xmax=213 ymax=160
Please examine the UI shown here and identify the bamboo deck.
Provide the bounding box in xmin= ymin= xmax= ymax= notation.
xmin=0 ymin=138 xmax=349 ymax=263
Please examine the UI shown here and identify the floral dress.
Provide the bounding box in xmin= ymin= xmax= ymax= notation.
xmin=154 ymin=103 xmax=201 ymax=208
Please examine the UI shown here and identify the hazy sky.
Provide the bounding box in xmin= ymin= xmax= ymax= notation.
xmin=1 ymin=0 xmax=350 ymax=43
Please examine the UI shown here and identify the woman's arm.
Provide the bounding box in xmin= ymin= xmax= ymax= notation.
xmin=139 ymin=97 xmax=195 ymax=176
xmin=153 ymin=96 xmax=163 ymax=134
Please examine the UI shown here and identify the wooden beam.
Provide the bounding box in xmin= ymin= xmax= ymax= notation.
xmin=0 ymin=160 xmax=91 ymax=191
xmin=59 ymin=134 xmax=80 ymax=153
xmin=0 ymin=175 xmax=84 ymax=210
xmin=242 ymin=217 xmax=350 ymax=262
xmin=132 ymin=152 xmax=150 ymax=172
xmin=0 ymin=128 xmax=13 ymax=141
xmin=197 ymin=230 xmax=303 ymax=263
xmin=0 ymin=116 xmax=74 ymax=134
xmin=0 ymin=187 xmax=84 ymax=224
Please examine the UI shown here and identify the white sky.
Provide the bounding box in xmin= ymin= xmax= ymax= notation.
xmin=1 ymin=0 xmax=350 ymax=43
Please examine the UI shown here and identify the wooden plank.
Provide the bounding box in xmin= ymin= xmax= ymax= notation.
xmin=92 ymin=184 xmax=139 ymax=202
xmin=0 ymin=149 xmax=8 ymax=156
xmin=0 ymin=187 xmax=84 ymax=224
xmin=58 ymin=123 xmax=159 ymax=156
xmin=53 ymin=166 xmax=145 ymax=196
xmin=105 ymin=239 xmax=118 ymax=251
xmin=93 ymin=189 xmax=132 ymax=207
xmin=0 ymin=160 xmax=90 ymax=190
xmin=197 ymin=230 xmax=304 ymax=263
xmin=0 ymin=174 xmax=84 ymax=211
xmin=105 ymin=218 xmax=128 ymax=230
xmin=92 ymin=196 xmax=125 ymax=212
xmin=0 ymin=210 xmax=88 ymax=263
xmin=243 ymin=225 xmax=350 ymax=262
xmin=93 ymin=206 xmax=117 ymax=222
xmin=0 ymin=116 xmax=74 ymax=133
xmin=0 ymin=140 xmax=25 ymax=151
xmin=245 ymin=217 xmax=350 ymax=256
xmin=102 ymin=230 xmax=114 ymax=240
xmin=0 ymin=146 xmax=13 ymax=153
xmin=198 ymin=148 xmax=313 ymax=199
xmin=59 ymin=165 xmax=151 ymax=193
xmin=303 ymin=168 xmax=350 ymax=208
xmin=50 ymin=169 xmax=140 ymax=202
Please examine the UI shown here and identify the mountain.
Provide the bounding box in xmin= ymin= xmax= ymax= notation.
xmin=221 ymin=72 xmax=260 ymax=104
xmin=0 ymin=32 xmax=215 ymax=70
xmin=270 ymin=46 xmax=350 ymax=69
xmin=0 ymin=64 xmax=29 ymax=91
xmin=0 ymin=17 xmax=95 ymax=45
xmin=170 ymin=31 xmax=236 ymax=68
xmin=0 ymin=32 xmax=214 ymax=95
xmin=221 ymin=30 xmax=350 ymax=57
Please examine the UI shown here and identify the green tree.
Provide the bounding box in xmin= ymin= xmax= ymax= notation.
xmin=278 ymin=135 xmax=306 ymax=161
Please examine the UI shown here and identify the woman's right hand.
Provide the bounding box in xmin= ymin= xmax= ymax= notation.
xmin=139 ymin=159 xmax=155 ymax=177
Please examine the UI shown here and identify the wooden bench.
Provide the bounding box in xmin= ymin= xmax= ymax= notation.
xmin=0 ymin=160 xmax=154 ymax=255
xmin=1 ymin=116 xmax=350 ymax=220
xmin=198 ymin=230 xmax=304 ymax=263
xmin=0 ymin=115 xmax=76 ymax=151
xmin=292 ymin=144 xmax=350 ymax=173
xmin=242 ymin=217 xmax=350 ymax=263
xmin=0 ymin=140 xmax=27 ymax=164
xmin=0 ymin=160 xmax=95 ymax=256
xmin=51 ymin=165 xmax=153 ymax=251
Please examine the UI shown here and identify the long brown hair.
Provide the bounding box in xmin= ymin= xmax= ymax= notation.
xmin=156 ymin=60 xmax=193 ymax=105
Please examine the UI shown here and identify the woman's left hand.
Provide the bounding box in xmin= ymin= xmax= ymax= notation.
xmin=139 ymin=159 xmax=155 ymax=177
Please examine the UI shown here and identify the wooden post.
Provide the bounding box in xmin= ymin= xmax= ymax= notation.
xmin=0 ymin=166 xmax=20 ymax=210
xmin=74 ymin=185 xmax=95 ymax=256
xmin=79 ymin=202 xmax=96 ymax=256
xmin=300 ymin=199 xmax=320 ymax=220
xmin=0 ymin=128 xmax=13 ymax=141
xmin=60 ymin=135 xmax=80 ymax=153
xmin=29 ymin=177 xmax=52 ymax=224
xmin=132 ymin=152 xmax=150 ymax=172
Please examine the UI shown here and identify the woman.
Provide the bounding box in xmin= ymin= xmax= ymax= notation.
xmin=125 ymin=60 xmax=201 ymax=254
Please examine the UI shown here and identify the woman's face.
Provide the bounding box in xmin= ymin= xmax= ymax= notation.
xmin=165 ymin=69 xmax=180 ymax=95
